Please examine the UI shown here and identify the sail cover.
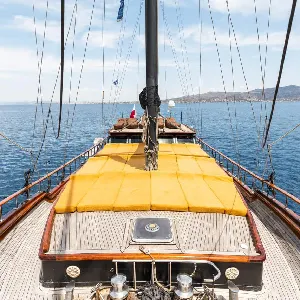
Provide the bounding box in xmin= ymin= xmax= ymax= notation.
xmin=117 ymin=0 xmax=125 ymax=21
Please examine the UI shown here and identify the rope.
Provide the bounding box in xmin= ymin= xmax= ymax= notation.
xmin=263 ymin=0 xmax=298 ymax=148
xmin=269 ymin=122 xmax=300 ymax=147
xmin=0 ymin=132 xmax=32 ymax=154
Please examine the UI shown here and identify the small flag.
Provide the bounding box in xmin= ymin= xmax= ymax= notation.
xmin=113 ymin=79 xmax=118 ymax=86
xmin=130 ymin=104 xmax=136 ymax=118
xmin=117 ymin=0 xmax=125 ymax=22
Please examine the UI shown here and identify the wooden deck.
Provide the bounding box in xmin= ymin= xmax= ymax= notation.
xmin=0 ymin=199 xmax=299 ymax=299
xmin=48 ymin=211 xmax=257 ymax=256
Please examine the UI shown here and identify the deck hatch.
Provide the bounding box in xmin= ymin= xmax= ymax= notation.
xmin=132 ymin=217 xmax=173 ymax=243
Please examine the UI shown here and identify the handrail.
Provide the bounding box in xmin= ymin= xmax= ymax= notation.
xmin=0 ymin=140 xmax=106 ymax=221
xmin=197 ymin=138 xmax=300 ymax=210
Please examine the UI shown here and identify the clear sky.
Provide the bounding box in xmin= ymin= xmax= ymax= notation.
xmin=0 ymin=0 xmax=299 ymax=103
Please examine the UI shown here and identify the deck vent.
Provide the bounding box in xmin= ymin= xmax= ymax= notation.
xmin=132 ymin=217 xmax=173 ymax=243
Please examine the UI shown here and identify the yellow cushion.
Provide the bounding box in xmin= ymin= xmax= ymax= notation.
xmin=178 ymin=173 xmax=225 ymax=213
xmin=55 ymin=175 xmax=98 ymax=213
xmin=159 ymin=143 xmax=174 ymax=155
xmin=158 ymin=154 xmax=178 ymax=172
xmin=171 ymin=144 xmax=190 ymax=156
xmin=151 ymin=171 xmax=188 ymax=211
xmin=124 ymin=155 xmax=145 ymax=172
xmin=131 ymin=143 xmax=145 ymax=155
xmin=203 ymin=175 xmax=247 ymax=216
xmin=75 ymin=156 xmax=108 ymax=176
xmin=77 ymin=172 xmax=124 ymax=212
xmin=95 ymin=143 xmax=120 ymax=156
xmin=185 ymin=144 xmax=209 ymax=157
xmin=195 ymin=157 xmax=227 ymax=177
xmin=177 ymin=155 xmax=202 ymax=173
xmin=101 ymin=155 xmax=128 ymax=172
xmin=114 ymin=172 xmax=151 ymax=211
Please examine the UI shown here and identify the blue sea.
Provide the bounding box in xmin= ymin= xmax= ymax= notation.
xmin=0 ymin=102 xmax=299 ymax=215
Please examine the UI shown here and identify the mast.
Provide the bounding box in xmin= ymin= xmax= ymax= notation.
xmin=144 ymin=0 xmax=160 ymax=170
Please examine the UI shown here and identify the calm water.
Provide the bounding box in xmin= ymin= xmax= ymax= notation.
xmin=0 ymin=102 xmax=299 ymax=214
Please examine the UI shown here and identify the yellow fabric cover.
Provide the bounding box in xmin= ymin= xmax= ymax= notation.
xmin=151 ymin=171 xmax=188 ymax=211
xmin=55 ymin=175 xmax=98 ymax=213
xmin=95 ymin=143 xmax=120 ymax=156
xmin=159 ymin=143 xmax=173 ymax=154
xmin=124 ymin=155 xmax=145 ymax=172
xmin=101 ymin=155 xmax=128 ymax=172
xmin=114 ymin=172 xmax=151 ymax=211
xmin=75 ymin=156 xmax=108 ymax=176
xmin=185 ymin=144 xmax=210 ymax=157
xmin=195 ymin=157 xmax=228 ymax=177
xmin=177 ymin=155 xmax=202 ymax=173
xmin=178 ymin=173 xmax=225 ymax=213
xmin=158 ymin=154 xmax=178 ymax=172
xmin=77 ymin=172 xmax=124 ymax=212
xmin=171 ymin=144 xmax=191 ymax=156
xmin=203 ymin=175 xmax=247 ymax=216
xmin=55 ymin=143 xmax=247 ymax=216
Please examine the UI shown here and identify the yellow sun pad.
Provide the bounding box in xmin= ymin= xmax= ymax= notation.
xmin=55 ymin=143 xmax=247 ymax=216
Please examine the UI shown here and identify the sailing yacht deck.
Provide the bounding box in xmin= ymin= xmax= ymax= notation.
xmin=0 ymin=199 xmax=299 ymax=299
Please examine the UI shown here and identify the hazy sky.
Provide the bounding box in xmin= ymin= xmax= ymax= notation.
xmin=0 ymin=0 xmax=300 ymax=103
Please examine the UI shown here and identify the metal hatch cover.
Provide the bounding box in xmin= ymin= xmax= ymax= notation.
xmin=132 ymin=217 xmax=173 ymax=243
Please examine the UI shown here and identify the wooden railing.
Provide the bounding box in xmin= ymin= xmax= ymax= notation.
xmin=197 ymin=138 xmax=300 ymax=216
xmin=0 ymin=141 xmax=106 ymax=222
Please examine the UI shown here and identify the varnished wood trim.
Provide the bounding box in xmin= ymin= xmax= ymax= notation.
xmin=39 ymin=251 xmax=250 ymax=263
xmin=46 ymin=178 xmax=69 ymax=201
xmin=0 ymin=192 xmax=46 ymax=241
xmin=41 ymin=205 xmax=56 ymax=253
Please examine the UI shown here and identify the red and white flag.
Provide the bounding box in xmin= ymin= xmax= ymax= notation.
xmin=129 ymin=104 xmax=136 ymax=118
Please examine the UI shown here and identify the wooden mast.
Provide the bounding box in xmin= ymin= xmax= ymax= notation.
xmin=145 ymin=0 xmax=159 ymax=170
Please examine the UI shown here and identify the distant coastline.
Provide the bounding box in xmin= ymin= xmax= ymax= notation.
xmin=1 ymin=85 xmax=300 ymax=105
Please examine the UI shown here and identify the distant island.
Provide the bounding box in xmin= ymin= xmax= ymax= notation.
xmin=2 ymin=85 xmax=300 ymax=105
xmin=162 ymin=85 xmax=300 ymax=104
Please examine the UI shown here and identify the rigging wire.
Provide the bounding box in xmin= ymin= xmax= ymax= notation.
xmin=101 ymin=0 xmax=106 ymax=123
xmin=57 ymin=0 xmax=65 ymax=139
xmin=0 ymin=132 xmax=32 ymax=154
xmin=160 ymin=0 xmax=187 ymax=97
xmin=31 ymin=1 xmax=81 ymax=172
xmin=63 ymin=1 xmax=78 ymax=165
xmin=65 ymin=0 xmax=97 ymax=144
xmin=263 ymin=0 xmax=298 ymax=148
xmin=137 ymin=23 xmax=141 ymax=102
xmin=225 ymin=0 xmax=261 ymax=141
xmin=111 ymin=0 xmax=145 ymax=120
xmin=175 ymin=0 xmax=194 ymax=97
xmin=262 ymin=0 xmax=273 ymax=127
xmin=174 ymin=0 xmax=190 ymax=96
xmin=207 ymin=0 xmax=240 ymax=162
xmin=226 ymin=2 xmax=240 ymax=164
xmin=32 ymin=0 xmax=49 ymax=141
xmin=197 ymin=0 xmax=203 ymax=134
xmin=269 ymin=122 xmax=300 ymax=148
xmin=107 ymin=0 xmax=131 ymax=123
